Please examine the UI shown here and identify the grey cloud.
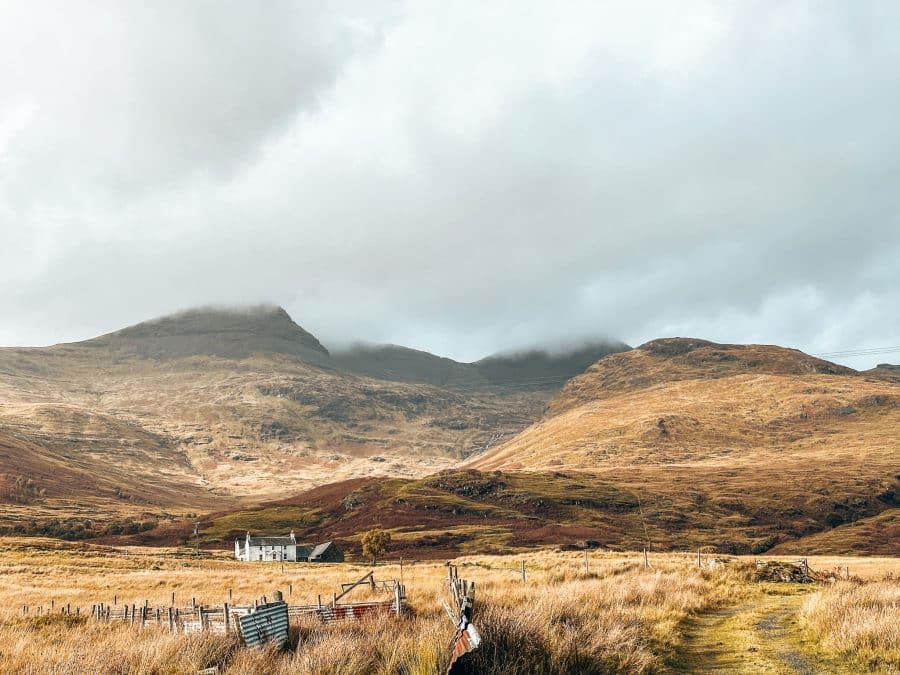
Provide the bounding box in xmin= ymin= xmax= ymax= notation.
xmin=1 ymin=1 xmax=899 ymax=368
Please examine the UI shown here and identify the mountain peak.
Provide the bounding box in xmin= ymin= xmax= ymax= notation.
xmin=545 ymin=337 xmax=856 ymax=416
xmin=636 ymin=337 xmax=852 ymax=376
xmin=83 ymin=304 xmax=329 ymax=360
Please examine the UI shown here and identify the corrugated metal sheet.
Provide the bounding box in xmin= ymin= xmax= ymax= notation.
xmin=447 ymin=623 xmax=481 ymax=673
xmin=237 ymin=602 xmax=290 ymax=648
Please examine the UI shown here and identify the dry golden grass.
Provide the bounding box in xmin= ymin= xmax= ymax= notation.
xmin=0 ymin=539 xmax=896 ymax=673
xmin=0 ymin=539 xmax=749 ymax=674
xmin=802 ymin=580 xmax=900 ymax=671
xmin=470 ymin=373 xmax=899 ymax=472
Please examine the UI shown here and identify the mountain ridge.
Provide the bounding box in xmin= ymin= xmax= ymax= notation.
xmin=0 ymin=304 xmax=624 ymax=530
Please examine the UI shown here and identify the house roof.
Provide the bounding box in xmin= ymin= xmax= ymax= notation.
xmin=309 ymin=541 xmax=335 ymax=559
xmin=247 ymin=536 xmax=295 ymax=546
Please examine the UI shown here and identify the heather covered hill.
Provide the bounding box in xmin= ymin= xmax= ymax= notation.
xmin=127 ymin=464 xmax=897 ymax=557
xmin=0 ymin=428 xmax=220 ymax=537
xmin=769 ymin=509 xmax=900 ymax=556
xmin=3 ymin=316 xmax=897 ymax=556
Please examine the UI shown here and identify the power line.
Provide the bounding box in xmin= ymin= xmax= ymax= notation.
xmin=812 ymin=346 xmax=900 ymax=358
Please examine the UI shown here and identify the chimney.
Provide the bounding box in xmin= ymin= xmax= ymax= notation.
xmin=289 ymin=530 xmax=296 ymax=542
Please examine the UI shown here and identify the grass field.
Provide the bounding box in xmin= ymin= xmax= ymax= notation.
xmin=0 ymin=538 xmax=896 ymax=673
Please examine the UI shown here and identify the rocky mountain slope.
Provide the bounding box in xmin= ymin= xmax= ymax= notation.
xmin=4 ymin=313 xmax=895 ymax=556
xmin=468 ymin=338 xmax=894 ymax=471
xmin=0 ymin=305 xmax=626 ymax=531
xmin=459 ymin=338 xmax=899 ymax=554
xmin=124 ymin=338 xmax=899 ymax=557
xmin=330 ymin=340 xmax=629 ymax=387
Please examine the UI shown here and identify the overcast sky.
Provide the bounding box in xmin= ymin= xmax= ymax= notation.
xmin=1 ymin=2 xmax=898 ymax=367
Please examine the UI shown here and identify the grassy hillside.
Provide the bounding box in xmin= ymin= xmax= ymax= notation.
xmin=0 ymin=306 xmax=599 ymax=526
xmin=770 ymin=509 xmax=900 ymax=556
xmin=125 ymin=461 xmax=897 ymax=557
xmin=4 ymin=319 xmax=896 ymax=557
xmin=451 ymin=339 xmax=900 ymax=555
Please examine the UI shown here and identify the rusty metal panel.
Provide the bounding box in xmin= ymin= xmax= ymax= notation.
xmin=317 ymin=600 xmax=396 ymax=623
xmin=447 ymin=622 xmax=481 ymax=673
xmin=237 ymin=602 xmax=289 ymax=648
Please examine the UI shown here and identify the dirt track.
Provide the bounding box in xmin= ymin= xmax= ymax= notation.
xmin=670 ymin=584 xmax=848 ymax=674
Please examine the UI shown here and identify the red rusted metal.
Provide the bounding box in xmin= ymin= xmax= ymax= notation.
xmin=317 ymin=600 xmax=396 ymax=623
xmin=447 ymin=623 xmax=481 ymax=673
xmin=445 ymin=565 xmax=481 ymax=674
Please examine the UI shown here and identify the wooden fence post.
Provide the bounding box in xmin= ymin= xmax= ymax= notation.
xmin=224 ymin=603 xmax=230 ymax=635
xmin=521 ymin=560 xmax=526 ymax=584
xmin=698 ymin=548 xmax=702 ymax=568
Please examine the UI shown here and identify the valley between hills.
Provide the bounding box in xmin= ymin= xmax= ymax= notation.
xmin=0 ymin=306 xmax=896 ymax=558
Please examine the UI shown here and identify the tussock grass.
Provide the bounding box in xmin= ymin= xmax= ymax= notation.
xmin=0 ymin=540 xmax=894 ymax=673
xmin=802 ymin=580 xmax=900 ymax=671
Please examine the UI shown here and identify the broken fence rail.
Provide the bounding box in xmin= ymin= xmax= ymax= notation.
xmin=445 ymin=563 xmax=481 ymax=674
xmin=70 ymin=572 xmax=406 ymax=645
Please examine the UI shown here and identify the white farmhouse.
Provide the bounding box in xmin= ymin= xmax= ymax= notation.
xmin=235 ymin=530 xmax=298 ymax=562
